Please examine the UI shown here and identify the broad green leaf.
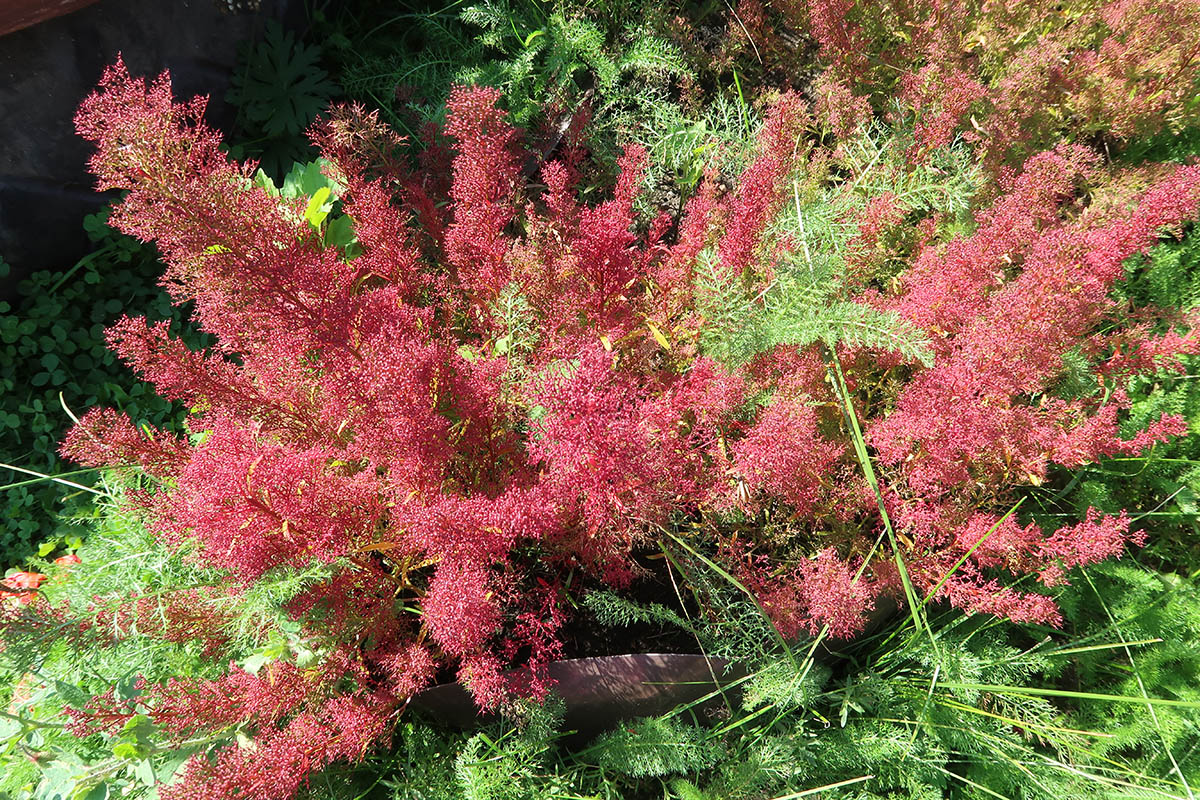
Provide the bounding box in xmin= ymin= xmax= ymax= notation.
xmin=323 ymin=213 xmax=358 ymax=251
xmin=111 ymin=742 xmax=140 ymax=760
xmin=303 ymin=187 xmax=333 ymax=229
xmin=132 ymin=759 xmax=155 ymax=787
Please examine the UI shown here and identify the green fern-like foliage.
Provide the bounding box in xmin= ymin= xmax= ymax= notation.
xmin=454 ymin=697 xmax=568 ymax=800
xmin=1037 ymin=226 xmax=1200 ymax=568
xmin=838 ymin=121 xmax=981 ymax=224
xmin=0 ymin=485 xmax=339 ymax=800
xmin=739 ymin=657 xmax=830 ymax=714
xmin=591 ymin=716 xmax=722 ymax=779
xmin=334 ymin=0 xmax=690 ymax=156
xmin=632 ymin=92 xmax=762 ymax=207
xmin=1118 ymin=126 xmax=1200 ymax=166
xmin=454 ymin=733 xmax=541 ymax=800
xmin=698 ymin=125 xmax=979 ymax=369
xmin=1121 ymin=225 xmax=1200 ymax=311
xmin=581 ymin=588 xmax=695 ymax=634
xmin=1057 ymin=561 xmax=1200 ymax=792
xmin=696 ymin=214 xmax=935 ymax=369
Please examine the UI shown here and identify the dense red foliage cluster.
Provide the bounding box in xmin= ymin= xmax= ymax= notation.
xmin=790 ymin=0 xmax=1200 ymax=170
xmin=46 ymin=37 xmax=1200 ymax=796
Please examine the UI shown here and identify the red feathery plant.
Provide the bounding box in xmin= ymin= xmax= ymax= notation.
xmin=45 ymin=54 xmax=1200 ymax=798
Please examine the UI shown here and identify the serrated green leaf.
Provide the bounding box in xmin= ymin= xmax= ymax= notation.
xmin=114 ymin=674 xmax=142 ymax=702
xmin=54 ymin=681 xmax=90 ymax=709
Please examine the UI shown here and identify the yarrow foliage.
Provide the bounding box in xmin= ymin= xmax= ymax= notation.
xmin=41 ymin=53 xmax=1200 ymax=798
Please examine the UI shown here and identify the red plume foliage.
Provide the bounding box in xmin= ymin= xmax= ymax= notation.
xmin=50 ymin=47 xmax=1200 ymax=797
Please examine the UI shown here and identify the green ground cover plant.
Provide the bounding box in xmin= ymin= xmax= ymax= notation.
xmin=0 ymin=216 xmax=203 ymax=567
xmin=0 ymin=16 xmax=332 ymax=568
xmin=4 ymin=0 xmax=1200 ymax=798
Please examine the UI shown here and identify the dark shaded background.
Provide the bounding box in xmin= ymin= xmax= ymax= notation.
xmin=0 ymin=0 xmax=299 ymax=296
